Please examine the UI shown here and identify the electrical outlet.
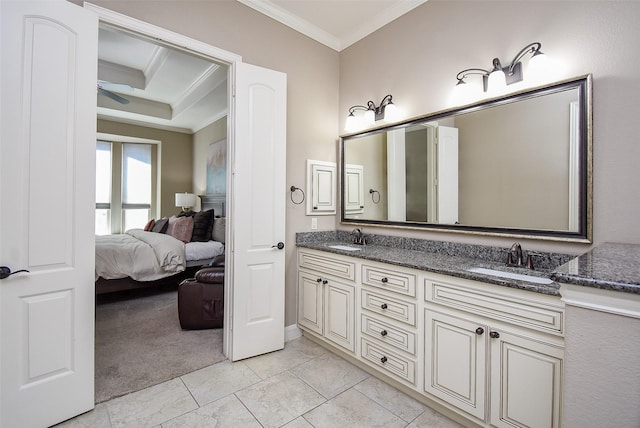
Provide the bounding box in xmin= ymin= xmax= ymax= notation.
xmin=311 ymin=217 xmax=318 ymax=230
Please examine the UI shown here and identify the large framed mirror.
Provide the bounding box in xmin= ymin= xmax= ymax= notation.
xmin=341 ymin=75 xmax=592 ymax=242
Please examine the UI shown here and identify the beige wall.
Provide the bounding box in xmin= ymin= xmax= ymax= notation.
xmin=193 ymin=116 xmax=227 ymax=212
xmin=340 ymin=0 xmax=640 ymax=256
xmin=97 ymin=119 xmax=193 ymax=218
xmin=455 ymin=90 xmax=575 ymax=230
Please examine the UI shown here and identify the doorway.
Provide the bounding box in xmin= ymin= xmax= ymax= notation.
xmin=92 ymin=13 xmax=234 ymax=402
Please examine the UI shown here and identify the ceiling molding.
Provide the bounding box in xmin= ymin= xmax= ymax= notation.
xmin=98 ymin=60 xmax=145 ymax=89
xmin=172 ymin=64 xmax=223 ymax=118
xmin=237 ymin=0 xmax=342 ymax=50
xmin=339 ymin=0 xmax=429 ymax=50
xmin=237 ymin=0 xmax=428 ymax=51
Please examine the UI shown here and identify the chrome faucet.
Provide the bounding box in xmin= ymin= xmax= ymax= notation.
xmin=506 ymin=242 xmax=535 ymax=269
xmin=506 ymin=242 xmax=524 ymax=266
xmin=351 ymin=228 xmax=366 ymax=245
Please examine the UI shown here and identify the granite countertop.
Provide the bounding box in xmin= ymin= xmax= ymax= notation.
xmin=297 ymin=233 xmax=640 ymax=297
xmin=550 ymin=242 xmax=640 ymax=294
xmin=296 ymin=231 xmax=572 ymax=296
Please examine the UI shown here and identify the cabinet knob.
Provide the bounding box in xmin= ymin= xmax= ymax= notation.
xmin=380 ymin=356 xmax=388 ymax=364
xmin=380 ymin=303 xmax=388 ymax=310
xmin=316 ymin=278 xmax=322 ymax=283
xmin=475 ymin=327 xmax=484 ymax=335
xmin=322 ymin=279 xmax=328 ymax=285
xmin=489 ymin=331 xmax=500 ymax=339
xmin=380 ymin=329 xmax=388 ymax=336
xmin=381 ymin=277 xmax=388 ymax=283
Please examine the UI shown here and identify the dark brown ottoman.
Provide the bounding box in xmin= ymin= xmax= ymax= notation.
xmin=178 ymin=265 xmax=224 ymax=329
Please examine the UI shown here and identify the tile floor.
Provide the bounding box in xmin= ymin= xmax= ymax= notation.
xmin=57 ymin=336 xmax=465 ymax=428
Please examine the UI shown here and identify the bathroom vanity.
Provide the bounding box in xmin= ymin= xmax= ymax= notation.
xmin=296 ymin=232 xmax=640 ymax=428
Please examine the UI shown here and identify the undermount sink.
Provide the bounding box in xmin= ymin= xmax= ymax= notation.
xmin=328 ymin=244 xmax=362 ymax=251
xmin=467 ymin=267 xmax=554 ymax=285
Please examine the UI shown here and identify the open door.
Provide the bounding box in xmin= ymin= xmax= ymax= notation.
xmin=1 ymin=1 xmax=97 ymax=427
xmin=229 ymin=62 xmax=287 ymax=361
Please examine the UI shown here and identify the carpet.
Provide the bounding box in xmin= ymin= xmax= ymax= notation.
xmin=95 ymin=286 xmax=226 ymax=403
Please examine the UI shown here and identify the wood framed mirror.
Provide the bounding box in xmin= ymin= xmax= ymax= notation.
xmin=340 ymin=75 xmax=592 ymax=242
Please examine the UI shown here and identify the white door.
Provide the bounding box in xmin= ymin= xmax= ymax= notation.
xmin=436 ymin=126 xmax=459 ymax=224
xmin=229 ymin=62 xmax=287 ymax=361
xmin=1 ymin=1 xmax=97 ymax=427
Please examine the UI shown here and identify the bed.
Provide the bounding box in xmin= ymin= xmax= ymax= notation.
xmin=95 ymin=194 xmax=225 ymax=294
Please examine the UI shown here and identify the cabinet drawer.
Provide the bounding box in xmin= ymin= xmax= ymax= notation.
xmin=362 ymin=264 xmax=416 ymax=297
xmin=362 ymin=289 xmax=416 ymax=327
xmin=298 ymin=250 xmax=356 ymax=281
xmin=426 ymin=278 xmax=564 ymax=335
xmin=361 ymin=338 xmax=416 ymax=385
xmin=361 ymin=314 xmax=416 ymax=355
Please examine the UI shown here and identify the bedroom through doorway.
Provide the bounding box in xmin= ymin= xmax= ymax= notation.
xmin=93 ymin=20 xmax=230 ymax=403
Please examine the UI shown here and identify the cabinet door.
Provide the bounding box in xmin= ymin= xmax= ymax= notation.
xmin=298 ymin=271 xmax=323 ymax=335
xmin=425 ymin=309 xmax=487 ymax=421
xmin=306 ymin=160 xmax=336 ymax=215
xmin=324 ymin=280 xmax=356 ymax=353
xmin=344 ymin=164 xmax=364 ymax=214
xmin=489 ymin=329 xmax=563 ymax=428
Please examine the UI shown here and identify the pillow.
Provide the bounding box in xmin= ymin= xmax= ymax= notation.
xmin=212 ymin=217 xmax=226 ymax=243
xmin=191 ymin=209 xmax=214 ymax=242
xmin=165 ymin=215 xmax=178 ymax=236
xmin=151 ymin=217 xmax=169 ymax=233
xmin=169 ymin=216 xmax=194 ymax=243
xmin=143 ymin=219 xmax=155 ymax=231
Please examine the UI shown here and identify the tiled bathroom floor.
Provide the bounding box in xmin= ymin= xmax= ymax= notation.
xmin=57 ymin=336 xmax=464 ymax=428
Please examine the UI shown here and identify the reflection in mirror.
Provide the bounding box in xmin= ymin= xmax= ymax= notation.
xmin=341 ymin=75 xmax=592 ymax=242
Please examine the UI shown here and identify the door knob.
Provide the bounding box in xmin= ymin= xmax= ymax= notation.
xmin=0 ymin=266 xmax=30 ymax=280
xmin=272 ymin=242 xmax=284 ymax=250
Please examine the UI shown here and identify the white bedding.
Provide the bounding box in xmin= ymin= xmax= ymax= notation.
xmin=96 ymin=228 xmax=225 ymax=281
xmin=185 ymin=240 xmax=224 ymax=262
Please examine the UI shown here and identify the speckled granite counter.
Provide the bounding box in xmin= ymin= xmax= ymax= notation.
xmin=551 ymin=242 xmax=640 ymax=295
xmin=296 ymin=231 xmax=574 ymax=296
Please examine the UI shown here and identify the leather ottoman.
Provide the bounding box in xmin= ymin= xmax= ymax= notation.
xmin=178 ymin=266 xmax=224 ymax=329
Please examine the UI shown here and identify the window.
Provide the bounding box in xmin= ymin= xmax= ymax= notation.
xmin=96 ymin=140 xmax=156 ymax=235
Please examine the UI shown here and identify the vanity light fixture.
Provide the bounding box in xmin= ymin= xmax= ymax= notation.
xmin=345 ymin=94 xmax=399 ymax=132
xmin=454 ymin=42 xmax=547 ymax=94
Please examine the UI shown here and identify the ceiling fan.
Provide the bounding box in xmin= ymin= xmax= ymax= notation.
xmin=97 ymin=80 xmax=133 ymax=104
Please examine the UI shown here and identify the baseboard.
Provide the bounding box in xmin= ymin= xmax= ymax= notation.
xmin=284 ymin=324 xmax=302 ymax=342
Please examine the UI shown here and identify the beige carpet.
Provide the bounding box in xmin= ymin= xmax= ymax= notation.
xmin=95 ymin=287 xmax=226 ymax=403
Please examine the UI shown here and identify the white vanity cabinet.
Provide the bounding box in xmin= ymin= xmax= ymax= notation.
xmin=297 ymin=249 xmax=356 ymax=353
xmin=424 ymin=274 xmax=565 ymax=428
xmin=296 ymin=246 xmax=565 ymax=428
xmin=359 ymin=262 xmax=419 ymax=387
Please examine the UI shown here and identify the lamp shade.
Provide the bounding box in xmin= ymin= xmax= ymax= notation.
xmin=175 ymin=192 xmax=196 ymax=209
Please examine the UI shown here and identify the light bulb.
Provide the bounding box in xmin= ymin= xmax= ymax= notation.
xmin=526 ymin=52 xmax=549 ymax=84
xmin=345 ymin=113 xmax=357 ymax=132
xmin=487 ymin=69 xmax=507 ymax=95
xmin=383 ymin=102 xmax=399 ymax=122
xmin=363 ymin=109 xmax=375 ymax=125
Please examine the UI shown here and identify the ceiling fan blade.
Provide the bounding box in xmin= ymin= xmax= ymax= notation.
xmin=98 ymin=87 xmax=130 ymax=105
xmin=97 ymin=80 xmax=134 ymax=92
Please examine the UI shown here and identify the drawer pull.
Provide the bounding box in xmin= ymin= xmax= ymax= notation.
xmin=381 ymin=303 xmax=388 ymax=310
xmin=489 ymin=331 xmax=500 ymax=339
xmin=380 ymin=329 xmax=388 ymax=336
xmin=381 ymin=277 xmax=388 ymax=283
xmin=380 ymin=356 xmax=388 ymax=363
xmin=475 ymin=327 xmax=484 ymax=335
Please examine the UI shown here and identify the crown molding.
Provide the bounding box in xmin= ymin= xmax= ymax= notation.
xmin=237 ymin=0 xmax=428 ymax=52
